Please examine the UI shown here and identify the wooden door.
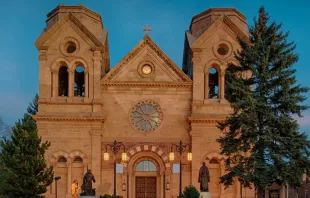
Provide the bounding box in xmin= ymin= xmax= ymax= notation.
xmin=136 ymin=176 xmax=156 ymax=198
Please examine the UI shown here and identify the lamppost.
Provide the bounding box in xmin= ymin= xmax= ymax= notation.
xmin=54 ymin=176 xmax=61 ymax=198
xmin=103 ymin=140 xmax=127 ymax=196
xmin=169 ymin=140 xmax=192 ymax=198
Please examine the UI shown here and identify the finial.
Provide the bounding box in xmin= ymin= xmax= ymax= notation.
xmin=143 ymin=24 xmax=151 ymax=35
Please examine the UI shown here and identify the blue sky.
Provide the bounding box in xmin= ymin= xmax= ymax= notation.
xmin=0 ymin=0 xmax=309 ymax=134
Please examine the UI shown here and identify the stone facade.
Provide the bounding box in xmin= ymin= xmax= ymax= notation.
xmin=34 ymin=4 xmax=254 ymax=198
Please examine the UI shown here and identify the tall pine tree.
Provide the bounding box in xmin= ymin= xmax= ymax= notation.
xmin=0 ymin=94 xmax=53 ymax=197
xmin=217 ymin=6 xmax=310 ymax=196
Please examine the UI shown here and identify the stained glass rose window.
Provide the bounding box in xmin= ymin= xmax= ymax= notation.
xmin=129 ymin=100 xmax=163 ymax=132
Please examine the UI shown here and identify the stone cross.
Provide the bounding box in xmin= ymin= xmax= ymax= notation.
xmin=143 ymin=24 xmax=151 ymax=34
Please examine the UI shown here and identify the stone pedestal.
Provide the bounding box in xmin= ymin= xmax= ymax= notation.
xmin=200 ymin=192 xmax=211 ymax=198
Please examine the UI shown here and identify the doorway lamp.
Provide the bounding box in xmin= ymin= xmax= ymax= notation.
xmin=169 ymin=140 xmax=192 ymax=198
xmin=103 ymin=140 xmax=127 ymax=196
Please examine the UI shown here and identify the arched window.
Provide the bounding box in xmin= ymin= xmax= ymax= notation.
xmin=74 ymin=65 xmax=85 ymax=97
xmin=209 ymin=67 xmax=219 ymax=99
xmin=73 ymin=157 xmax=83 ymax=163
xmin=58 ymin=156 xmax=67 ymax=163
xmin=58 ymin=66 xmax=69 ymax=96
xmin=136 ymin=160 xmax=157 ymax=172
xmin=209 ymin=159 xmax=219 ymax=164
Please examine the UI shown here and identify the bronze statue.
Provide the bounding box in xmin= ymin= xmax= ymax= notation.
xmin=81 ymin=169 xmax=96 ymax=196
xmin=198 ymin=162 xmax=210 ymax=192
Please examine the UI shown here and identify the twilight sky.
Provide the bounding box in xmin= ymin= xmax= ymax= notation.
xmin=0 ymin=0 xmax=309 ymax=134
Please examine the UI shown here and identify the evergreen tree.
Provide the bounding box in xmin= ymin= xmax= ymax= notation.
xmin=217 ymin=6 xmax=310 ymax=195
xmin=0 ymin=94 xmax=53 ymax=197
xmin=27 ymin=93 xmax=39 ymax=116
xmin=0 ymin=117 xmax=11 ymax=140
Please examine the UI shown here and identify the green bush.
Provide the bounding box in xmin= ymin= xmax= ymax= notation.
xmin=182 ymin=185 xmax=200 ymax=198
xmin=100 ymin=194 xmax=123 ymax=198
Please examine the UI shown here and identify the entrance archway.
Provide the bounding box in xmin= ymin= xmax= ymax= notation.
xmin=127 ymin=151 xmax=167 ymax=198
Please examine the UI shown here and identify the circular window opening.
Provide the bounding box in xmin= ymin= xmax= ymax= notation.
xmin=66 ymin=41 xmax=77 ymax=54
xmin=217 ymin=43 xmax=229 ymax=56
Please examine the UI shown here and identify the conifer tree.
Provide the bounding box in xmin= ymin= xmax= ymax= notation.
xmin=217 ymin=6 xmax=310 ymax=196
xmin=0 ymin=94 xmax=53 ymax=197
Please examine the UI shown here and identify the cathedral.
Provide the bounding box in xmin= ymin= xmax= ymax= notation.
xmin=33 ymin=4 xmax=253 ymax=198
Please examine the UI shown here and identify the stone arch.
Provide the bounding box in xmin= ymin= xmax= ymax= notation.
xmin=204 ymin=59 xmax=223 ymax=73
xmin=203 ymin=152 xmax=225 ymax=162
xmin=50 ymin=57 xmax=71 ymax=71
xmin=133 ymin=156 xmax=160 ymax=172
xmin=70 ymin=58 xmax=89 ymax=97
xmin=203 ymin=152 xmax=225 ymax=197
xmin=126 ymin=144 xmax=170 ymax=171
xmin=69 ymin=150 xmax=88 ymax=163
xmin=51 ymin=150 xmax=69 ymax=162
xmin=127 ymin=150 xmax=168 ymax=198
xmin=69 ymin=58 xmax=89 ymax=71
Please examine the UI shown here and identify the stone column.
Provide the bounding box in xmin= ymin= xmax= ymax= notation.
xmin=220 ymin=160 xmax=225 ymax=198
xmin=191 ymin=49 xmax=204 ymax=105
xmin=51 ymin=69 xmax=57 ymax=97
xmin=220 ymin=70 xmax=225 ymax=102
xmin=204 ymin=71 xmax=209 ymax=101
xmin=92 ymin=50 xmax=102 ymax=100
xmin=38 ymin=47 xmax=50 ymax=100
xmin=90 ymin=129 xmax=102 ymax=190
xmin=84 ymin=68 xmax=89 ymax=98
xmin=68 ymin=68 xmax=74 ymax=97
xmin=128 ymin=172 xmax=132 ymax=198
xmin=67 ymin=158 xmax=72 ymax=196
xmin=51 ymin=162 xmax=56 ymax=195
xmin=189 ymin=129 xmax=201 ymax=191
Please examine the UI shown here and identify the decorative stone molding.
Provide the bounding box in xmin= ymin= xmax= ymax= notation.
xmin=35 ymin=13 xmax=104 ymax=49
xmin=137 ymin=60 xmax=155 ymax=78
xmin=212 ymin=40 xmax=233 ymax=60
xmin=204 ymin=152 xmax=225 ymax=161
xmin=129 ymin=100 xmax=163 ymax=133
xmin=69 ymin=150 xmax=87 ymax=161
xmin=101 ymin=82 xmax=192 ymax=88
xmin=188 ymin=116 xmax=226 ymax=123
xmin=52 ymin=151 xmax=69 ymax=159
xmin=33 ymin=115 xmax=106 ymax=122
xmin=126 ymin=144 xmax=169 ymax=164
xmin=102 ymin=34 xmax=191 ymax=83
xmin=59 ymin=37 xmax=80 ymax=57
xmin=89 ymin=129 xmax=102 ymax=136
xmin=38 ymin=50 xmax=48 ymax=61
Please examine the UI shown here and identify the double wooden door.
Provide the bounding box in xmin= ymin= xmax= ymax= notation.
xmin=136 ymin=176 xmax=157 ymax=198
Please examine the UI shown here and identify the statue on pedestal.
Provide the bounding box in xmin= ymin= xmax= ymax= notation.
xmin=198 ymin=162 xmax=210 ymax=192
xmin=81 ymin=169 xmax=96 ymax=196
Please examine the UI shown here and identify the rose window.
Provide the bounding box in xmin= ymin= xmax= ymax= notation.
xmin=130 ymin=101 xmax=163 ymax=132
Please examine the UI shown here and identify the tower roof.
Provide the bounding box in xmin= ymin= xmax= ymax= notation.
xmin=189 ymin=8 xmax=247 ymax=38
xmin=45 ymin=4 xmax=104 ymax=31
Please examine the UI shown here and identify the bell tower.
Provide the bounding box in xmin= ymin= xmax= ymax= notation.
xmin=182 ymin=8 xmax=249 ymax=195
xmin=34 ymin=5 xmax=109 ymax=197
xmin=35 ymin=4 xmax=109 ymax=112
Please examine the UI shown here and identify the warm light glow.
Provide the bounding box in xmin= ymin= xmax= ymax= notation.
xmin=122 ymin=153 xmax=127 ymax=161
xmin=166 ymin=181 xmax=170 ymax=190
xmin=122 ymin=181 xmax=126 ymax=191
xmin=169 ymin=152 xmax=175 ymax=161
xmin=187 ymin=152 xmax=192 ymax=161
xmin=104 ymin=152 xmax=109 ymax=161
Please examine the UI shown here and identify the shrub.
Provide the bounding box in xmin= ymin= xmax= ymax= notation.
xmin=182 ymin=185 xmax=200 ymax=198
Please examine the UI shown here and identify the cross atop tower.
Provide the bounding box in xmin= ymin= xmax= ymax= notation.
xmin=143 ymin=24 xmax=151 ymax=34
